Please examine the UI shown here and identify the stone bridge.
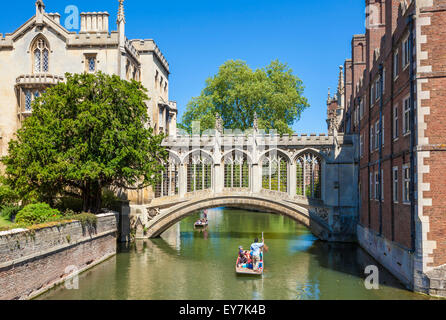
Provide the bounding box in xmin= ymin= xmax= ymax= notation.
xmin=130 ymin=128 xmax=359 ymax=242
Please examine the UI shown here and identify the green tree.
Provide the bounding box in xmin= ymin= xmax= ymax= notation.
xmin=2 ymin=72 xmax=168 ymax=213
xmin=179 ymin=60 xmax=309 ymax=135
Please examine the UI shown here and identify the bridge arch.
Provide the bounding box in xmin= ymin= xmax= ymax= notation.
xmin=221 ymin=149 xmax=253 ymax=164
xmin=258 ymin=148 xmax=292 ymax=164
xmin=145 ymin=195 xmax=330 ymax=239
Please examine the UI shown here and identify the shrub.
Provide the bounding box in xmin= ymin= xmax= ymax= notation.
xmin=15 ymin=203 xmax=62 ymax=225
xmin=0 ymin=205 xmax=22 ymax=222
xmin=70 ymin=213 xmax=98 ymax=228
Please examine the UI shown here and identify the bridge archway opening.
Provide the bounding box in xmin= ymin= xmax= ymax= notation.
xmin=146 ymin=196 xmax=328 ymax=240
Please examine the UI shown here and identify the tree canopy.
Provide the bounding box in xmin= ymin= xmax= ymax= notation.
xmin=179 ymin=60 xmax=309 ymax=135
xmin=1 ymin=72 xmax=167 ymax=213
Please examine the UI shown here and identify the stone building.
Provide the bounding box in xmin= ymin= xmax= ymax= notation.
xmin=334 ymin=0 xmax=446 ymax=297
xmin=0 ymin=0 xmax=177 ymax=161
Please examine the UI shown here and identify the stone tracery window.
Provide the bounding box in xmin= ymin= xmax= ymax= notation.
xmin=224 ymin=151 xmax=249 ymax=189
xmin=155 ymin=157 xmax=179 ymax=198
xmin=187 ymin=153 xmax=212 ymax=192
xmin=262 ymin=153 xmax=288 ymax=193
xmin=32 ymin=37 xmax=49 ymax=73
xmin=296 ymin=153 xmax=322 ymax=199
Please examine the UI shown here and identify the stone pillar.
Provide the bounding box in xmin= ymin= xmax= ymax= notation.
xmin=251 ymin=163 xmax=261 ymax=194
xmin=289 ymin=162 xmax=297 ymax=198
xmin=214 ymin=163 xmax=224 ymax=194
xmin=179 ymin=164 xmax=187 ymax=198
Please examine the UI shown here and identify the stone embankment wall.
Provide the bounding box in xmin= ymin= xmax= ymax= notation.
xmin=0 ymin=213 xmax=118 ymax=300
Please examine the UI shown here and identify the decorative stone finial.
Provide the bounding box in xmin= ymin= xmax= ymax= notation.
xmin=338 ymin=65 xmax=344 ymax=92
xmin=36 ymin=0 xmax=45 ymax=25
xmin=215 ymin=113 xmax=223 ymax=134
xmin=253 ymin=112 xmax=258 ymax=131
xmin=117 ymin=0 xmax=125 ymax=23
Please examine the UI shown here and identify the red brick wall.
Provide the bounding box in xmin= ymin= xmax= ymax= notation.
xmin=419 ymin=0 xmax=446 ymax=267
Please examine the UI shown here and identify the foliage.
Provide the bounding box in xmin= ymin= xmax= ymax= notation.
xmin=179 ymin=60 xmax=309 ymax=135
xmin=0 ymin=180 xmax=19 ymax=208
xmin=1 ymin=72 xmax=168 ymax=213
xmin=0 ymin=205 xmax=22 ymax=222
xmin=15 ymin=203 xmax=62 ymax=225
xmin=54 ymin=197 xmax=84 ymax=213
xmin=69 ymin=212 xmax=98 ymax=228
xmin=101 ymin=188 xmax=121 ymax=211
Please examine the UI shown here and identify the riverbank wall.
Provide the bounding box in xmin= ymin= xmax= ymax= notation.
xmin=0 ymin=212 xmax=118 ymax=300
xmin=357 ymin=224 xmax=446 ymax=298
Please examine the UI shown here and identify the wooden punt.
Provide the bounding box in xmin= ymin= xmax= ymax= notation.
xmin=235 ymin=256 xmax=263 ymax=275
xmin=194 ymin=220 xmax=208 ymax=228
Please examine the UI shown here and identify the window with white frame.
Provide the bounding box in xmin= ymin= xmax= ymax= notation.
xmin=403 ymin=164 xmax=410 ymax=204
xmin=403 ymin=96 xmax=411 ymax=134
xmin=402 ymin=36 xmax=410 ymax=68
xmin=393 ymin=105 xmax=399 ymax=139
xmin=370 ymin=126 xmax=374 ymax=152
xmin=382 ymin=116 xmax=385 ymax=146
xmin=375 ymin=171 xmax=379 ymax=200
xmin=375 ymin=77 xmax=380 ymax=101
xmin=381 ymin=169 xmax=384 ymax=201
xmin=394 ymin=50 xmax=399 ymax=79
xmin=370 ymin=172 xmax=373 ymax=200
xmin=375 ymin=121 xmax=380 ymax=150
xmin=393 ymin=166 xmax=398 ymax=203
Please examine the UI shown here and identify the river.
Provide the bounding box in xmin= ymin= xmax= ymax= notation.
xmin=37 ymin=208 xmax=431 ymax=300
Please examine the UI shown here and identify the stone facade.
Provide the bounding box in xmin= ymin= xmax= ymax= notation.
xmin=336 ymin=0 xmax=446 ymax=297
xmin=0 ymin=0 xmax=177 ymax=159
xmin=0 ymin=212 xmax=118 ymax=300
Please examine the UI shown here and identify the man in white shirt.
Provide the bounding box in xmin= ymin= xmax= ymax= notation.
xmin=250 ymin=238 xmax=264 ymax=271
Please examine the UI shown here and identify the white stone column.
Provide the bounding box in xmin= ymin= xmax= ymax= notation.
xmin=214 ymin=163 xmax=224 ymax=194
xmin=179 ymin=164 xmax=187 ymax=198
xmin=289 ymin=162 xmax=297 ymax=198
xmin=251 ymin=163 xmax=261 ymax=194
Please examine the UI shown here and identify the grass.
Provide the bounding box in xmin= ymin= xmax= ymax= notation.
xmin=0 ymin=215 xmax=16 ymax=230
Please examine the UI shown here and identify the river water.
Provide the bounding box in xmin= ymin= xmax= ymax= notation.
xmin=38 ymin=208 xmax=431 ymax=300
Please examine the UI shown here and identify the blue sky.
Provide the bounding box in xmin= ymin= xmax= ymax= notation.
xmin=1 ymin=0 xmax=366 ymax=133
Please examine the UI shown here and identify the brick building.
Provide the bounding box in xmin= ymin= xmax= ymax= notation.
xmin=330 ymin=0 xmax=446 ymax=296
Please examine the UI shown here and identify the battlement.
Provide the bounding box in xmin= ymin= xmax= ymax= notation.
xmin=67 ymin=31 xmax=119 ymax=47
xmin=125 ymin=38 xmax=140 ymax=62
xmin=162 ymin=133 xmax=347 ymax=148
xmin=131 ymin=39 xmax=170 ymax=73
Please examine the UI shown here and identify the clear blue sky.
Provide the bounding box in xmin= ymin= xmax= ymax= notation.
xmin=1 ymin=0 xmax=366 ymax=134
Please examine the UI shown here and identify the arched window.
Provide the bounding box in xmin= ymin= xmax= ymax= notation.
xmin=224 ymin=151 xmax=250 ymax=189
xmin=187 ymin=153 xmax=212 ymax=192
xmin=296 ymin=153 xmax=322 ymax=199
xmin=155 ymin=157 xmax=179 ymax=198
xmin=32 ymin=37 xmax=49 ymax=73
xmin=262 ymin=153 xmax=288 ymax=193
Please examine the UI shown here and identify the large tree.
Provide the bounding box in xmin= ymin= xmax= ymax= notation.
xmin=2 ymin=72 xmax=167 ymax=213
xmin=179 ymin=60 xmax=309 ymax=135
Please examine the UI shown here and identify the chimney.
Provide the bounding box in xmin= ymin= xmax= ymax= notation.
xmin=80 ymin=12 xmax=110 ymax=33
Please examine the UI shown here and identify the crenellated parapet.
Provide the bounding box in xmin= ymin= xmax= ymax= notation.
xmin=131 ymin=39 xmax=170 ymax=73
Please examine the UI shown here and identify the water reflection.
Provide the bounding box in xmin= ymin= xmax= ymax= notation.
xmin=37 ymin=208 xmax=430 ymax=300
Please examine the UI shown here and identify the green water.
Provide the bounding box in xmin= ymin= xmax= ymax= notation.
xmin=37 ymin=208 xmax=431 ymax=300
